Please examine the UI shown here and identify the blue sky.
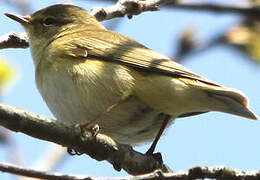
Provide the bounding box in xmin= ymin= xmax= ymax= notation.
xmin=0 ymin=0 xmax=259 ymax=179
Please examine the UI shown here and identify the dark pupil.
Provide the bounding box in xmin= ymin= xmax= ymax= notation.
xmin=43 ymin=18 xmax=56 ymax=26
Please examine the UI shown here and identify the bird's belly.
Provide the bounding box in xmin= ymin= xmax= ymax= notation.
xmin=95 ymin=97 xmax=172 ymax=145
xmin=40 ymin=81 xmax=171 ymax=145
xmin=36 ymin=60 xmax=172 ymax=145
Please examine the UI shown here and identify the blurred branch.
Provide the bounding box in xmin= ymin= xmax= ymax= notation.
xmin=6 ymin=131 xmax=26 ymax=167
xmin=18 ymin=146 xmax=67 ymax=180
xmin=32 ymin=145 xmax=67 ymax=172
xmin=169 ymin=1 xmax=260 ymax=17
xmin=0 ymin=162 xmax=259 ymax=180
xmin=174 ymin=32 xmax=226 ymax=62
xmin=0 ymin=103 xmax=169 ymax=175
xmin=0 ymin=32 xmax=29 ymax=49
xmin=0 ymin=162 xmax=91 ymax=180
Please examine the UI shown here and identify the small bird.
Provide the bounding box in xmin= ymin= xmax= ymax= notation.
xmin=5 ymin=4 xmax=257 ymax=155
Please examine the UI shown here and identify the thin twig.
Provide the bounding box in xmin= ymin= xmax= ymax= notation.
xmin=0 ymin=162 xmax=259 ymax=180
xmin=0 ymin=162 xmax=92 ymax=180
xmin=174 ymin=32 xmax=227 ymax=62
xmin=169 ymin=1 xmax=260 ymax=17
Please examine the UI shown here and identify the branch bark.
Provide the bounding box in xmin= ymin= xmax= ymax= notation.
xmin=0 ymin=162 xmax=91 ymax=180
xmin=0 ymin=104 xmax=259 ymax=179
xmin=0 ymin=32 xmax=29 ymax=49
xmin=0 ymin=162 xmax=260 ymax=180
xmin=0 ymin=103 xmax=169 ymax=175
xmin=90 ymin=0 xmax=168 ymax=21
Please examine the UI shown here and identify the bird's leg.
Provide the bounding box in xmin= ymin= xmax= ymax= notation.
xmin=146 ymin=115 xmax=171 ymax=156
xmin=67 ymin=123 xmax=100 ymax=156
xmin=68 ymin=96 xmax=133 ymax=156
xmin=95 ymin=96 xmax=131 ymax=122
xmin=67 ymin=95 xmax=133 ymax=156
xmin=81 ymin=95 xmax=133 ymax=130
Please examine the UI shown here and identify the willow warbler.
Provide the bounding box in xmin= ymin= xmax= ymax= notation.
xmin=5 ymin=4 xmax=258 ymax=154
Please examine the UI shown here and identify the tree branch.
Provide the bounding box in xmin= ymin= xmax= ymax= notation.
xmin=168 ymin=1 xmax=260 ymax=17
xmin=0 ymin=32 xmax=29 ymax=49
xmin=0 ymin=162 xmax=260 ymax=180
xmin=0 ymin=104 xmax=259 ymax=179
xmin=0 ymin=162 xmax=92 ymax=180
xmin=90 ymin=0 xmax=169 ymax=21
xmin=89 ymin=0 xmax=260 ymax=18
xmin=1 ymin=0 xmax=169 ymax=49
xmin=0 ymin=103 xmax=169 ymax=175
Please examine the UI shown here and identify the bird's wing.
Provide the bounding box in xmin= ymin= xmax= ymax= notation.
xmin=57 ymin=30 xmax=257 ymax=120
xmin=65 ymin=29 xmax=220 ymax=87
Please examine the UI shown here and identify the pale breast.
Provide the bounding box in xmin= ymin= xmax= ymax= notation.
xmin=35 ymin=58 xmax=173 ymax=145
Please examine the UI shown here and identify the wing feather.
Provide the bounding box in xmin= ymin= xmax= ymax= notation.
xmin=61 ymin=29 xmax=220 ymax=87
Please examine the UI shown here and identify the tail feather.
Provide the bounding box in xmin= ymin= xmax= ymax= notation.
xmin=206 ymin=88 xmax=258 ymax=120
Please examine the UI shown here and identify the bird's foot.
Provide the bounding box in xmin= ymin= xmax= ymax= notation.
xmin=146 ymin=150 xmax=163 ymax=164
xmin=80 ymin=123 xmax=100 ymax=137
xmin=67 ymin=123 xmax=100 ymax=156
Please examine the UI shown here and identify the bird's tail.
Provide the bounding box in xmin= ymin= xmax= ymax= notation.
xmin=205 ymin=87 xmax=258 ymax=120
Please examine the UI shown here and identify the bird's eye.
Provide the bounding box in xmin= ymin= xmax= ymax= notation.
xmin=43 ymin=18 xmax=57 ymax=26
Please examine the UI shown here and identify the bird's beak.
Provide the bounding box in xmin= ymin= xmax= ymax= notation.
xmin=5 ymin=13 xmax=30 ymax=26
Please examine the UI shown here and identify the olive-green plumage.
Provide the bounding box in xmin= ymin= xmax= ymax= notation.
xmin=5 ymin=4 xmax=257 ymax=146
